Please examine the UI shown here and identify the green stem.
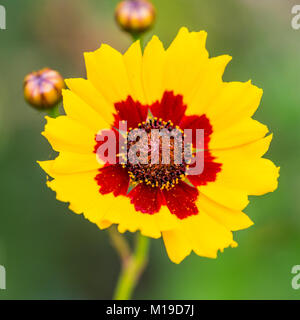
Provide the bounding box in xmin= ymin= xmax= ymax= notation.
xmin=47 ymin=104 xmax=60 ymax=118
xmin=131 ymin=33 xmax=144 ymax=49
xmin=108 ymin=226 xmax=131 ymax=264
xmin=113 ymin=233 xmax=150 ymax=300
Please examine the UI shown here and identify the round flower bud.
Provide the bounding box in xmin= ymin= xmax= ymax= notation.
xmin=24 ymin=68 xmax=65 ymax=110
xmin=115 ymin=0 xmax=156 ymax=35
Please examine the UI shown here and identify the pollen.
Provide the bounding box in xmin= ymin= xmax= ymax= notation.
xmin=125 ymin=118 xmax=190 ymax=190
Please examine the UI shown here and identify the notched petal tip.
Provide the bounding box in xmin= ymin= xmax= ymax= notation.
xmin=141 ymin=229 xmax=161 ymax=239
xmin=145 ymin=34 xmax=165 ymax=51
xmin=90 ymin=43 xmax=123 ymax=60
xmin=178 ymin=26 xmax=189 ymax=32
xmin=64 ymin=77 xmax=85 ymax=90
xmin=271 ymin=166 xmax=281 ymax=191
xmin=124 ymin=39 xmax=142 ymax=58
xmin=98 ymin=220 xmax=113 ymax=230
xmin=210 ymin=54 xmax=232 ymax=67
xmin=246 ymin=80 xmax=264 ymax=102
xmin=230 ymin=240 xmax=238 ymax=248
xmin=37 ymin=160 xmax=56 ymax=178
xmin=247 ymin=79 xmax=263 ymax=90
xmin=216 ymin=240 xmax=238 ymax=255
xmin=41 ymin=116 xmax=55 ymax=138
xmin=176 ymin=26 xmax=208 ymax=39
xmin=190 ymin=29 xmax=208 ymax=43
xmin=170 ymin=254 xmax=191 ymax=265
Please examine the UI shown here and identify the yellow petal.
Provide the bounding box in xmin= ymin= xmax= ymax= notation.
xmin=199 ymin=182 xmax=249 ymax=211
xmin=142 ymin=35 xmax=166 ymax=104
xmin=163 ymin=208 xmax=239 ymax=263
xmin=185 ymin=55 xmax=232 ymax=114
xmin=43 ymin=170 xmax=100 ymax=215
xmin=209 ymin=118 xmax=269 ymax=150
xmin=97 ymin=220 xmax=113 ymax=230
xmin=197 ymin=193 xmax=253 ymax=231
xmin=215 ymin=157 xmax=279 ymax=196
xmin=214 ymin=134 xmax=273 ymax=159
xmin=205 ymin=81 xmax=263 ymax=131
xmin=181 ymin=213 xmax=237 ymax=259
xmin=39 ymin=167 xmax=119 ymax=224
xmin=62 ymin=89 xmax=109 ymax=133
xmin=42 ymin=116 xmax=96 ymax=154
xmin=123 ymin=40 xmax=146 ymax=104
xmin=97 ymin=199 xmax=179 ymax=239
xmin=38 ymin=151 xmax=100 ymax=175
xmin=84 ymin=44 xmax=131 ymax=105
xmin=212 ymin=136 xmax=280 ymax=195
xmin=164 ymin=27 xmax=209 ymax=97
xmin=162 ymin=228 xmax=192 ymax=264
xmin=99 ymin=196 xmax=162 ymax=239
xmin=65 ymin=78 xmax=114 ymax=125
xmin=154 ymin=206 xmax=180 ymax=231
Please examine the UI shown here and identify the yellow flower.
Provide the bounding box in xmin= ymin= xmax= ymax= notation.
xmin=38 ymin=27 xmax=279 ymax=263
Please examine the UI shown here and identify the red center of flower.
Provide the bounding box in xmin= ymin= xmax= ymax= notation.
xmin=94 ymin=91 xmax=222 ymax=220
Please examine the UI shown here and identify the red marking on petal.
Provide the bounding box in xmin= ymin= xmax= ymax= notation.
xmin=180 ymin=114 xmax=222 ymax=187
xmin=180 ymin=114 xmax=212 ymax=148
xmin=95 ymin=165 xmax=129 ymax=196
xmin=114 ymin=96 xmax=148 ymax=129
xmin=188 ymin=153 xmax=222 ymax=187
xmin=128 ymin=184 xmax=164 ymax=214
xmin=150 ymin=91 xmax=187 ymax=125
xmin=162 ymin=181 xmax=199 ymax=219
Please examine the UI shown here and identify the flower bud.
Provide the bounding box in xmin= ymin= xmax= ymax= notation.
xmin=24 ymin=68 xmax=65 ymax=110
xmin=115 ymin=0 xmax=156 ymax=35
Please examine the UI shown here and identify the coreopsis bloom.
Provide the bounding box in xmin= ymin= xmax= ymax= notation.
xmin=38 ymin=28 xmax=279 ymax=263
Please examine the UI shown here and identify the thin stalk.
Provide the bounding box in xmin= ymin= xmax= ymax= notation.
xmin=113 ymin=233 xmax=150 ymax=300
xmin=47 ymin=104 xmax=60 ymax=118
xmin=108 ymin=226 xmax=131 ymax=265
xmin=132 ymin=33 xmax=144 ymax=49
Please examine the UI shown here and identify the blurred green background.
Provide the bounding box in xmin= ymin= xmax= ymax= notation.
xmin=0 ymin=0 xmax=299 ymax=299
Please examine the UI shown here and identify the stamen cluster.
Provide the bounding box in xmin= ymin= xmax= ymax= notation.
xmin=123 ymin=118 xmax=190 ymax=190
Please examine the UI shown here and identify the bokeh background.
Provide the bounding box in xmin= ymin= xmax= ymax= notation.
xmin=0 ymin=0 xmax=299 ymax=299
